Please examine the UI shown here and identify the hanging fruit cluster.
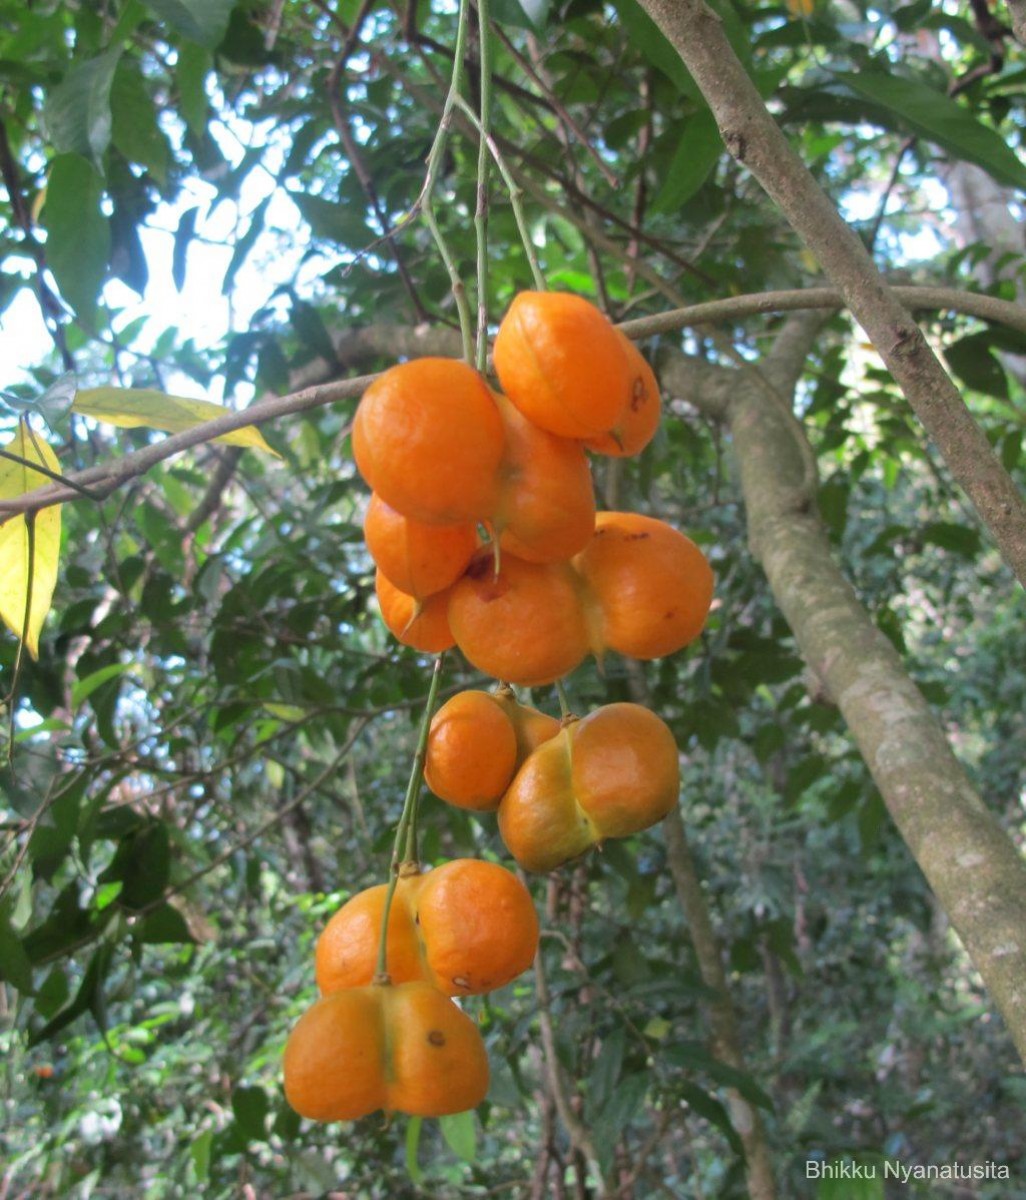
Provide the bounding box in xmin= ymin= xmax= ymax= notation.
xmin=285 ymin=859 xmax=538 ymax=1121
xmin=283 ymin=292 xmax=714 ymax=1126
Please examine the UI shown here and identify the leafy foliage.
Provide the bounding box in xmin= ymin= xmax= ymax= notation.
xmin=1 ymin=0 xmax=1025 ymax=1196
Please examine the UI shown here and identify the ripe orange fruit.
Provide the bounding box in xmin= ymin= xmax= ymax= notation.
xmin=493 ymin=292 xmax=630 ymax=439
xmin=574 ymin=511 xmax=713 ymax=659
xmin=584 ymin=333 xmax=661 ymax=457
xmin=498 ymin=703 xmax=680 ymax=872
xmin=447 ymin=551 xmax=591 ymax=687
xmin=352 ymin=358 xmax=504 ymax=525
xmin=425 ymin=688 xmax=560 ymax=810
xmin=283 ymin=981 xmax=489 ymax=1120
xmin=364 ymin=493 xmax=478 ymax=599
xmin=375 ymin=570 xmax=455 ymax=652
xmin=315 ymin=859 xmax=539 ymax=995
xmin=492 ymin=392 xmax=596 ymax=563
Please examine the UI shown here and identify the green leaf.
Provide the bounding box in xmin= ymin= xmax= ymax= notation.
xmin=439 ymin=1110 xmax=477 ymax=1163
xmin=176 ymin=44 xmax=212 ymax=135
xmin=41 ymin=154 xmax=111 ymax=325
xmin=100 ymin=822 xmax=170 ymax=909
xmin=111 ymin=61 xmax=170 ymax=183
xmin=678 ymin=1080 xmax=743 ymax=1156
xmin=611 ymin=0 xmax=698 ymax=97
xmin=651 ymin=110 xmax=722 ymax=213
xmin=190 ymin=1129 xmax=213 ymax=1183
xmin=29 ymin=942 xmax=114 ymax=1046
xmin=143 ymin=0 xmax=238 ymax=48
xmin=73 ymin=387 xmax=276 ymax=453
xmin=405 ymin=1116 xmax=424 ymax=1184
xmin=945 ymin=332 xmax=1009 ymax=399
xmin=922 ymin=521 xmax=981 ymax=558
xmin=44 ymin=47 xmax=122 ymax=163
xmin=134 ymin=903 xmax=195 ymax=945
xmin=833 ymin=70 xmax=1026 ymax=191
xmin=232 ymin=1085 xmax=269 ymax=1141
xmin=72 ymin=662 xmax=136 ymax=710
xmin=492 ymin=0 xmax=550 ymax=29
xmin=815 ymin=1156 xmax=886 ymax=1199
xmin=94 ymin=882 xmax=124 ymax=911
xmin=0 ymin=901 xmax=33 ymax=993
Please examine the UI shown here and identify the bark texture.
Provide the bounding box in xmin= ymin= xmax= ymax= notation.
xmin=637 ymin=0 xmax=1026 ymax=591
xmin=664 ymin=342 xmax=1026 ymax=1063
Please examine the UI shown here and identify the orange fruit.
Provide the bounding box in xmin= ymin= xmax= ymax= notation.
xmin=447 ymin=551 xmax=591 ymax=687
xmin=498 ymin=703 xmax=680 ymax=872
xmin=584 ymin=333 xmax=661 ymax=457
xmin=364 ymin=493 xmax=478 ymax=599
xmin=425 ymin=687 xmax=560 ymax=810
xmin=574 ymin=511 xmax=713 ymax=659
xmin=283 ymin=981 xmax=489 ymax=1120
xmin=375 ymin=570 xmax=455 ymax=652
xmin=315 ymin=859 xmax=539 ymax=995
xmin=352 ymin=358 xmax=504 ymax=525
xmin=492 ymin=392 xmax=596 ymax=563
xmin=493 ymin=292 xmax=630 ymax=439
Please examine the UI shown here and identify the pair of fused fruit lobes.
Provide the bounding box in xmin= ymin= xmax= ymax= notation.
xmin=378 ymin=510 xmax=715 ymax=684
xmin=283 ymin=981 xmax=489 ymax=1122
xmin=427 ymin=695 xmax=681 ymax=873
xmin=315 ymin=859 xmax=540 ymax=996
xmin=284 ymin=859 xmax=539 ymax=1123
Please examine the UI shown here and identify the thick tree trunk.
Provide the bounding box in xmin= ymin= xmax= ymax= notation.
xmin=662 ymin=338 xmax=1026 ymax=1062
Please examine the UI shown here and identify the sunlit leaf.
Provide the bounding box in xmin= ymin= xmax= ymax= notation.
xmin=73 ymin=388 xmax=277 ymax=454
xmin=0 ymin=421 xmax=62 ymax=660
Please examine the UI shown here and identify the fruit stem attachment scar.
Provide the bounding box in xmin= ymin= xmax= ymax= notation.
xmin=555 ymin=678 xmax=575 ymax=722
xmin=375 ymin=653 xmax=446 ymax=980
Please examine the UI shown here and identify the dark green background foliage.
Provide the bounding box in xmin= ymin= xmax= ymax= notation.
xmin=1 ymin=0 xmax=1024 ymax=1196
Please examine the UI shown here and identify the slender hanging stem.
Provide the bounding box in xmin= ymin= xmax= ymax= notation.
xmin=474 ymin=0 xmax=493 ymax=372
xmin=374 ymin=654 xmax=446 ymax=980
xmin=420 ymin=0 xmax=475 ymax=362
xmin=452 ymin=94 xmax=546 ymax=292
xmin=555 ymin=678 xmax=573 ymax=720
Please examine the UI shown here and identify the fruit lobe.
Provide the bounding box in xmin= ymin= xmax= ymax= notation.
xmin=493 ymin=292 xmax=630 ymax=439
xmin=425 ymin=688 xmax=560 ymax=811
xmin=447 ymin=551 xmax=591 ymax=687
xmin=375 ymin=570 xmax=456 ymax=652
xmin=352 ymin=358 xmax=504 ymax=525
xmin=574 ymin=511 xmax=713 ymax=660
xmin=492 ymin=392 xmax=596 ymax=563
xmin=584 ymin=333 xmax=661 ymax=458
xmin=364 ymin=493 xmax=478 ymax=599
xmin=315 ymin=859 xmax=539 ymax=997
xmin=498 ymin=703 xmax=681 ymax=871
xmin=283 ymin=981 xmax=489 ymax=1121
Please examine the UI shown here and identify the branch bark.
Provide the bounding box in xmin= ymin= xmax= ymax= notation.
xmin=636 ymin=0 xmax=1026 ymax=591
xmin=5 ymin=283 xmax=1026 ymax=523
xmin=669 ymin=351 xmax=1026 ymax=1064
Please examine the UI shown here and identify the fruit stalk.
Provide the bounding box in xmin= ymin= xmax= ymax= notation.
xmin=375 ymin=653 xmax=446 ymax=980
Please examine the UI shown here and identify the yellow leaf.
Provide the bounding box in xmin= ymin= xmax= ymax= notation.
xmin=72 ymin=388 xmax=277 ymax=454
xmin=0 ymin=421 xmax=62 ymax=660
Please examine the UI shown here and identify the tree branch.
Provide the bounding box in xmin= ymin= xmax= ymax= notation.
xmin=636 ymin=0 xmax=1026 ymax=591
xmin=4 ymin=284 xmax=1025 ymax=522
xmin=668 ymin=351 xmax=1026 ymax=1065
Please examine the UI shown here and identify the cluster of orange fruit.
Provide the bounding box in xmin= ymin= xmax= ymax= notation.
xmin=356 ymin=291 xmax=714 ymax=687
xmin=284 ymin=859 xmax=538 ymax=1121
xmin=283 ymin=292 xmax=714 ymax=1127
xmin=426 ymin=689 xmax=681 ymax=872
